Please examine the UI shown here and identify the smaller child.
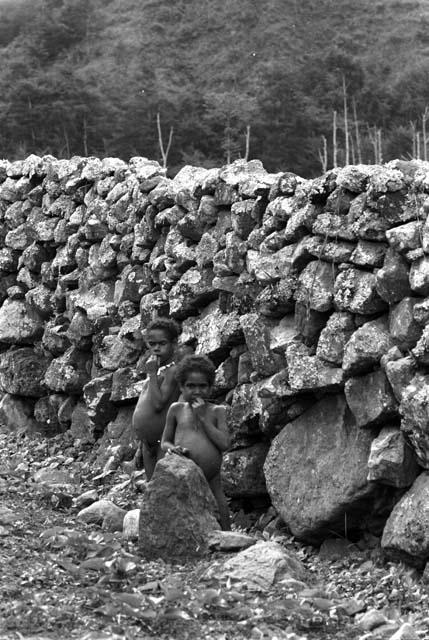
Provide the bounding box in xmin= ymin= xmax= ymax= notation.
xmin=132 ymin=318 xmax=181 ymax=480
xmin=161 ymin=355 xmax=231 ymax=531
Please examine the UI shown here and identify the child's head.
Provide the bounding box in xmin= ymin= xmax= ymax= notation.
xmin=144 ymin=317 xmax=180 ymax=364
xmin=176 ymin=355 xmax=216 ymax=401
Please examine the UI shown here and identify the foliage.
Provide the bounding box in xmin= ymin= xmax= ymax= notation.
xmin=0 ymin=0 xmax=429 ymax=175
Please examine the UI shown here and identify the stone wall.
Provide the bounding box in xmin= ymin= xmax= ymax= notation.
xmin=0 ymin=155 xmax=429 ymax=560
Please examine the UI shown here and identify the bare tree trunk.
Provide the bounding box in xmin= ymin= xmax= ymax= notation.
xmin=318 ymin=135 xmax=328 ymax=173
xmin=352 ymin=98 xmax=362 ymax=164
xmin=63 ymin=125 xmax=70 ymax=158
xmin=156 ymin=111 xmax=173 ymax=170
xmin=350 ymin=132 xmax=356 ymax=164
xmin=28 ymin=97 xmax=36 ymax=147
xmin=377 ymin=128 xmax=383 ymax=164
xmin=244 ymin=125 xmax=251 ymax=161
xmin=423 ymin=106 xmax=428 ymax=161
xmin=333 ymin=110 xmax=338 ymax=168
xmin=367 ymin=125 xmax=378 ymax=163
xmin=83 ymin=115 xmax=88 ymax=156
xmin=411 ymin=121 xmax=417 ymax=158
xmin=417 ymin=131 xmax=421 ymax=160
xmin=342 ymin=75 xmax=349 ymax=165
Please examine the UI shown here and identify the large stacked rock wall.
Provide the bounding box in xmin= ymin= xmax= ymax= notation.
xmin=1 ymin=155 xmax=429 ymax=552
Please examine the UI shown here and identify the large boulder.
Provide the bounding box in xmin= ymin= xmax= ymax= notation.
xmin=206 ymin=541 xmax=307 ymax=591
xmin=381 ymin=473 xmax=429 ymax=567
xmin=138 ymin=454 xmax=220 ymax=559
xmin=400 ymin=375 xmax=429 ymax=468
xmin=264 ymin=394 xmax=387 ymax=543
xmin=342 ymin=317 xmax=394 ymax=376
xmin=222 ymin=443 xmax=269 ymax=498
xmin=344 ymin=369 xmax=398 ymax=428
xmin=367 ymin=427 xmax=420 ymax=488
xmin=0 ymin=299 xmax=44 ymax=344
xmin=0 ymin=348 xmax=51 ymax=397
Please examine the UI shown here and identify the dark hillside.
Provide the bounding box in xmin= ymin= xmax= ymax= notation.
xmin=0 ymin=0 xmax=428 ymax=175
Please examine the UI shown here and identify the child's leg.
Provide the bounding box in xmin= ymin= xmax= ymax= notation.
xmin=208 ymin=473 xmax=231 ymax=531
xmin=142 ymin=440 xmax=160 ymax=481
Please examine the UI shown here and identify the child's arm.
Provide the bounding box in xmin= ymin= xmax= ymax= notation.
xmin=193 ymin=403 xmax=231 ymax=452
xmin=146 ymin=358 xmax=179 ymax=413
xmin=161 ymin=404 xmax=187 ymax=454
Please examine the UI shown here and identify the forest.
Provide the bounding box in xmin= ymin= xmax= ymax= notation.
xmin=1 ymin=0 xmax=429 ymax=176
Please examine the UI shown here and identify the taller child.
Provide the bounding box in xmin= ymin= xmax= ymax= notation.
xmin=132 ymin=318 xmax=181 ymax=480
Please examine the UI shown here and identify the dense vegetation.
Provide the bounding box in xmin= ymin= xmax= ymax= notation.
xmin=1 ymin=0 xmax=429 ymax=176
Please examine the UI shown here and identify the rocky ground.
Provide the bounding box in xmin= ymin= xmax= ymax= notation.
xmin=0 ymin=431 xmax=428 ymax=640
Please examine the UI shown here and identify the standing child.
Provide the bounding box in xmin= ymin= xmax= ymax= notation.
xmin=132 ymin=318 xmax=181 ymax=480
xmin=161 ymin=355 xmax=231 ymax=531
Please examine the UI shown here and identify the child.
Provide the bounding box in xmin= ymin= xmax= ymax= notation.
xmin=161 ymin=355 xmax=231 ymax=531
xmin=132 ymin=318 xmax=181 ymax=480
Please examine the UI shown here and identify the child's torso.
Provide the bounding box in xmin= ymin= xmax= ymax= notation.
xmin=135 ymin=364 xmax=179 ymax=442
xmin=174 ymin=403 xmax=222 ymax=480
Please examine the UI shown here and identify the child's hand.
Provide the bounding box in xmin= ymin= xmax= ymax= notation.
xmin=191 ymin=397 xmax=206 ymax=420
xmin=146 ymin=355 xmax=159 ymax=374
xmin=167 ymin=445 xmax=190 ymax=457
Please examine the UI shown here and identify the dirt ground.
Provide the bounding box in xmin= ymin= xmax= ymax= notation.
xmin=0 ymin=431 xmax=428 ymax=640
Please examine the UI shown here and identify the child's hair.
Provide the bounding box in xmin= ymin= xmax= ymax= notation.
xmin=176 ymin=355 xmax=216 ymax=386
xmin=145 ymin=317 xmax=180 ymax=341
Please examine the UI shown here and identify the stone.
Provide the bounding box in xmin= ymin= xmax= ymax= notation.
xmin=246 ymin=245 xmax=296 ymax=285
xmin=207 ymin=530 xmax=257 ymax=551
xmin=33 ymin=468 xmax=74 ymax=486
xmin=67 ymin=281 xmax=116 ymax=322
xmin=0 ymin=393 xmax=37 ymax=434
xmin=342 ymin=317 xmax=394 ymax=376
xmin=335 ymin=267 xmax=387 ymax=314
xmin=411 ymin=325 xmax=429 ymax=366
xmin=73 ymin=489 xmax=98 ymax=509
xmin=123 ymin=509 xmax=140 ymax=541
xmin=222 ymin=443 xmax=269 ymax=498
xmin=180 ymin=302 xmax=242 ymax=361
xmin=41 ymin=317 xmax=71 ymax=356
xmin=350 ymin=240 xmax=388 ymax=268
xmin=168 ymin=268 xmax=217 ymax=318
xmin=381 ymin=473 xmax=429 ymax=567
xmin=206 ymin=541 xmax=307 ymax=591
xmin=400 ymin=375 xmax=429 ymax=468
xmin=110 ymin=367 xmax=145 ymax=403
xmin=376 ymin=249 xmax=412 ymax=303
xmin=33 ymin=394 xmax=69 ymax=436
xmin=0 ymin=348 xmax=51 ymax=397
xmin=385 ymin=357 xmax=418 ymax=402
xmin=44 ymin=347 xmax=91 ymax=393
xmin=264 ymin=395 xmax=384 ymax=543
xmin=294 ymin=302 xmax=330 ymax=346
xmin=240 ymin=313 xmax=284 ymax=377
xmin=413 ymin=296 xmax=429 ymax=325
xmin=69 ymin=401 xmax=94 ymax=443
xmin=409 ymin=255 xmax=429 ymax=295
xmin=344 ymin=370 xmax=398 ymax=428
xmin=286 ymin=342 xmax=343 ymax=392
xmin=389 ymin=623 xmax=419 ymax=640
xmin=96 ymin=333 xmax=141 ymax=371
xmin=316 ymin=312 xmax=355 ymax=366
xmin=356 ymin=609 xmax=388 ymax=631
xmin=83 ymin=374 xmax=117 ymax=431
xmin=389 ymin=298 xmax=422 ymax=351
xmin=0 ymin=505 xmax=19 ymax=526
xmin=0 ymin=299 xmax=44 ymax=344
xmin=77 ymin=499 xmax=126 ymax=531
xmin=295 ymin=260 xmax=336 ymax=312
xmin=386 ymin=221 xmax=423 ymax=253
xmin=138 ymin=455 xmax=220 ymax=559
xmin=367 ymin=427 xmax=419 ymax=488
